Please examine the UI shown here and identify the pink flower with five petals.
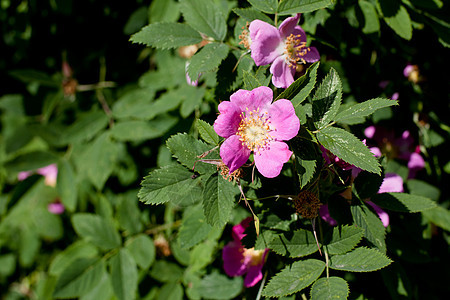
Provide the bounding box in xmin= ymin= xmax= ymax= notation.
xmin=213 ymin=86 xmax=300 ymax=178
xmin=249 ymin=14 xmax=320 ymax=88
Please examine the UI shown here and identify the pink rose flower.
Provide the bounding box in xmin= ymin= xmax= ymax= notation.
xmin=48 ymin=199 xmax=65 ymax=215
xmin=249 ymin=14 xmax=320 ymax=88
xmin=222 ymin=217 xmax=269 ymax=287
xmin=18 ymin=164 xmax=58 ymax=187
xmin=364 ymin=126 xmax=425 ymax=178
xmin=213 ymin=86 xmax=300 ymax=178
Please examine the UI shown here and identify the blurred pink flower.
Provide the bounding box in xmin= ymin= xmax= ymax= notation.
xmin=364 ymin=126 xmax=425 ymax=178
xmin=249 ymin=14 xmax=320 ymax=88
xmin=213 ymin=86 xmax=299 ymax=178
xmin=222 ymin=217 xmax=268 ymax=287
xmin=48 ymin=199 xmax=65 ymax=215
xmin=18 ymin=164 xmax=58 ymax=187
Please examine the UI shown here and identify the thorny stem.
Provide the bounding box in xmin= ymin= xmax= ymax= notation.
xmin=312 ymin=218 xmax=322 ymax=256
xmin=232 ymin=50 xmax=251 ymax=72
xmin=318 ymin=217 xmax=330 ymax=278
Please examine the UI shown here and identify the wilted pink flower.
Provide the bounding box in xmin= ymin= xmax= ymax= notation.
xmin=213 ymin=86 xmax=299 ymax=178
xmin=364 ymin=126 xmax=425 ymax=178
xmin=18 ymin=164 xmax=58 ymax=187
xmin=222 ymin=217 xmax=269 ymax=287
xmin=48 ymin=199 xmax=65 ymax=215
xmin=249 ymin=14 xmax=320 ymax=88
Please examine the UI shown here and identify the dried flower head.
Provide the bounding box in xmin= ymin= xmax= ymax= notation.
xmin=293 ymin=190 xmax=322 ymax=219
xmin=217 ymin=162 xmax=244 ymax=182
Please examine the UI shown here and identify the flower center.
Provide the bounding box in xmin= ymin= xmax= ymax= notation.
xmin=243 ymin=248 xmax=265 ymax=266
xmin=284 ymin=33 xmax=309 ymax=67
xmin=237 ymin=108 xmax=274 ymax=153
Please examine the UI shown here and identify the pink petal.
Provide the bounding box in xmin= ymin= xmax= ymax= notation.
xmin=403 ymin=64 xmax=414 ymax=77
xmin=48 ymin=202 xmax=65 ymax=214
xmin=278 ymin=14 xmax=301 ymax=38
xmin=378 ymin=173 xmax=404 ymax=193
xmin=270 ymin=56 xmax=295 ymax=88
xmin=249 ymin=20 xmax=283 ymax=66
xmin=38 ymin=164 xmax=58 ymax=187
xmin=303 ymin=46 xmax=320 ymax=63
xmin=220 ymin=135 xmax=251 ymax=174
xmin=230 ymin=87 xmax=273 ymax=113
xmin=254 ymin=141 xmax=292 ymax=178
xmin=319 ymin=204 xmax=338 ymax=226
xmin=214 ymin=101 xmax=241 ymax=138
xmin=232 ymin=217 xmax=252 ymax=241
xmin=364 ymin=126 xmax=376 ymax=139
xmin=370 ymin=146 xmax=382 ymax=158
xmin=407 ymin=152 xmax=425 ymax=178
xmin=244 ymin=264 xmax=264 ymax=287
xmin=222 ymin=241 xmax=248 ymax=277
xmin=267 ymin=99 xmax=300 ymax=141
xmin=18 ymin=171 xmax=32 ymax=181
xmin=366 ymin=201 xmax=389 ymax=227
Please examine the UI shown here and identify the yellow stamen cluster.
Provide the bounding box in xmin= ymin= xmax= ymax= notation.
xmin=284 ymin=33 xmax=309 ymax=67
xmin=239 ymin=22 xmax=251 ymax=49
xmin=217 ymin=162 xmax=244 ymax=182
xmin=237 ymin=108 xmax=274 ymax=154
xmin=293 ymin=190 xmax=322 ymax=219
xmin=243 ymin=248 xmax=265 ymax=266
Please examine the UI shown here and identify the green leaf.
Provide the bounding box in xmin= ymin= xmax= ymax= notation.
xmin=277 ymin=0 xmax=333 ymax=15
xmin=150 ymin=260 xmax=184 ymax=283
xmin=0 ymin=254 xmax=16 ymax=278
xmin=291 ymin=129 xmax=321 ymax=188
xmin=232 ymin=7 xmax=274 ymax=24
xmin=359 ymin=0 xmax=380 ymax=34
xmin=78 ymin=132 xmax=119 ymax=190
xmin=166 ymin=133 xmax=217 ymax=174
xmin=276 ymin=61 xmax=319 ymax=104
xmin=248 ymin=0 xmax=278 ymax=14
xmin=117 ymin=193 xmax=143 ymax=235
xmin=187 ymin=42 xmax=229 ymax=81
xmin=149 ymin=0 xmax=180 ymax=23
xmin=72 ymin=213 xmax=121 ymax=250
xmin=189 ymin=239 xmax=217 ymax=272
xmin=262 ymin=259 xmax=325 ymax=297
xmin=351 ymin=204 xmax=386 ymax=252
xmin=329 ymin=247 xmax=392 ymax=272
xmin=353 ymin=169 xmax=384 ymax=199
xmin=130 ymin=23 xmax=203 ymax=49
xmin=196 ymin=119 xmax=219 ymax=145
xmin=179 ymin=0 xmax=226 ymax=41
xmin=383 ymin=6 xmax=412 ymax=40
xmin=317 ymin=127 xmax=380 ymax=174
xmin=178 ymin=204 xmax=213 ymax=249
xmin=158 ymin=283 xmax=184 ymax=300
xmin=110 ymin=118 xmax=177 ymax=142
xmin=62 ymin=111 xmax=109 ymax=145
xmin=202 ymin=173 xmax=239 ymax=227
xmin=334 ymin=98 xmax=398 ymax=124
xmin=312 ymin=68 xmax=342 ymax=129
xmin=138 ymin=164 xmax=201 ymax=206
xmin=406 ymin=179 xmax=440 ymax=201
xmin=57 ymin=159 xmax=77 ymax=212
xmin=179 ymin=85 xmax=206 ymax=118
xmin=325 ymin=225 xmax=364 ymax=255
xmin=268 ymin=229 xmax=320 ymax=257
xmin=243 ymin=70 xmax=265 ymax=90
xmin=109 ymin=248 xmax=138 ymax=300
xmin=4 ymin=151 xmax=58 ymax=172
xmin=422 ymin=206 xmax=450 ymax=232
xmin=199 ymin=271 xmax=243 ymax=300
xmin=125 ymin=234 xmax=155 ymax=270
xmin=370 ymin=193 xmax=436 ymax=213
xmin=9 ymin=69 xmax=59 ymax=87
xmin=79 ymin=271 xmax=114 ymax=300
xmin=310 ymin=277 xmax=349 ymax=300
xmin=53 ymin=258 xmax=105 ymax=298
xmin=49 ymin=241 xmax=98 ymax=276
